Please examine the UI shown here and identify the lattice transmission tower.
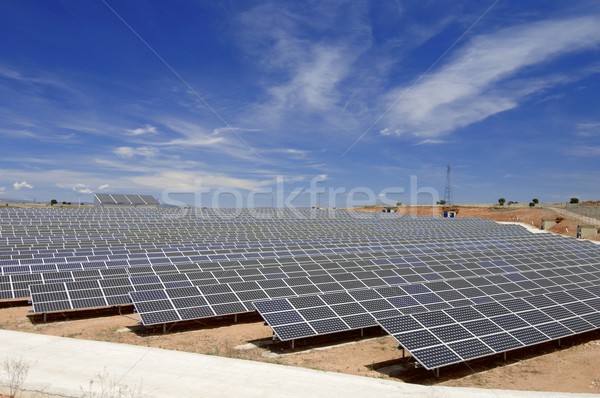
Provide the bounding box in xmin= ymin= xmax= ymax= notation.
xmin=444 ymin=163 xmax=453 ymax=205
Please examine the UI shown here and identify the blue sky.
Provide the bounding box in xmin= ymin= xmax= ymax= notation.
xmin=0 ymin=0 xmax=599 ymax=207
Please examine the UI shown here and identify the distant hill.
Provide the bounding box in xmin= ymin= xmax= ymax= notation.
xmin=0 ymin=197 xmax=29 ymax=204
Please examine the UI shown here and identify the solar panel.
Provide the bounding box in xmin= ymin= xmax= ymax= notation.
xmin=94 ymin=194 xmax=116 ymax=204
xmin=378 ymin=286 xmax=600 ymax=370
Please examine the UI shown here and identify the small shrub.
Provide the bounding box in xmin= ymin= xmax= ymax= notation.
xmin=2 ymin=357 xmax=31 ymax=398
xmin=80 ymin=368 xmax=144 ymax=398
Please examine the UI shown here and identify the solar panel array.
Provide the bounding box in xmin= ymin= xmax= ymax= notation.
xmin=94 ymin=193 xmax=160 ymax=206
xmin=1 ymin=207 xmax=599 ymax=371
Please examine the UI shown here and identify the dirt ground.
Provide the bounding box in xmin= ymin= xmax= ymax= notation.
xmin=1 ymin=305 xmax=600 ymax=395
xmin=363 ymin=205 xmax=600 ymax=241
xmin=1 ymin=206 xmax=600 ymax=395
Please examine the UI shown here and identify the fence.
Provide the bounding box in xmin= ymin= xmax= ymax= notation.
xmin=543 ymin=205 xmax=600 ymax=227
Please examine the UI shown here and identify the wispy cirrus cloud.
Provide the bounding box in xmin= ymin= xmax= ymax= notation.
xmin=236 ymin=2 xmax=371 ymax=133
xmin=158 ymin=120 xmax=225 ymax=147
xmin=113 ymin=146 xmax=158 ymax=158
xmin=130 ymin=170 xmax=273 ymax=191
xmin=264 ymin=148 xmax=312 ymax=158
xmin=380 ymin=16 xmax=600 ymax=138
xmin=567 ymin=146 xmax=600 ymax=157
xmin=263 ymin=46 xmax=353 ymax=113
xmin=574 ymin=121 xmax=600 ymax=137
xmin=414 ymin=139 xmax=446 ymax=146
xmin=0 ymin=64 xmax=71 ymax=90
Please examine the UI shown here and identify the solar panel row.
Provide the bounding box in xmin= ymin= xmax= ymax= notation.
xmin=252 ymin=266 xmax=600 ymax=341
xmin=0 ymin=232 xmax=544 ymax=273
xmin=94 ymin=194 xmax=160 ymax=205
xmin=379 ymin=287 xmax=600 ymax=369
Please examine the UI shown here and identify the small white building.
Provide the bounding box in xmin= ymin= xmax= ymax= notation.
xmin=577 ymin=224 xmax=598 ymax=239
xmin=540 ymin=219 xmax=556 ymax=230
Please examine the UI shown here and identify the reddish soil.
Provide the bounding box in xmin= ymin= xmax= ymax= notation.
xmin=1 ymin=305 xmax=600 ymax=394
xmin=359 ymin=205 xmax=600 ymax=241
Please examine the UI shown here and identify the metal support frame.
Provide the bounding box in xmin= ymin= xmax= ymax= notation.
xmin=291 ymin=339 xmax=295 ymax=349
xmin=398 ymin=346 xmax=412 ymax=368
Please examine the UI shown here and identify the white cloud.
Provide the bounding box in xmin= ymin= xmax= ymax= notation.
xmin=156 ymin=119 xmax=259 ymax=162
xmin=13 ymin=181 xmax=33 ymax=190
xmin=266 ymin=46 xmax=351 ymax=112
xmin=382 ymin=16 xmax=600 ymax=138
xmin=0 ymin=187 xmax=5 ymax=194
xmin=379 ymin=128 xmax=403 ymax=136
xmin=113 ymin=146 xmax=157 ymax=158
xmin=212 ymin=127 xmax=261 ymax=136
xmin=236 ymin=3 xmax=371 ymax=133
xmin=126 ymin=125 xmax=158 ymax=136
xmin=268 ymin=148 xmax=311 ymax=158
xmin=159 ymin=120 xmax=225 ymax=147
xmin=98 ymin=184 xmax=110 ymax=191
xmin=415 ymin=139 xmax=446 ymax=145
xmin=130 ymin=171 xmax=272 ymax=191
xmin=72 ymin=183 xmax=93 ymax=194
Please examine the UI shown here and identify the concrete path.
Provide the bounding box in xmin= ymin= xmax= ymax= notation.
xmin=0 ymin=330 xmax=597 ymax=398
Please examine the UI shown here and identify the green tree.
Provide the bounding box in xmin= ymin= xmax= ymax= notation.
xmin=50 ymin=199 xmax=57 ymax=205
xmin=570 ymin=197 xmax=579 ymax=204
xmin=529 ymin=202 xmax=535 ymax=207
xmin=498 ymin=198 xmax=506 ymax=206
xmin=396 ymin=201 xmax=402 ymax=206
xmin=532 ymin=198 xmax=539 ymax=204
xmin=436 ymin=200 xmax=446 ymax=205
